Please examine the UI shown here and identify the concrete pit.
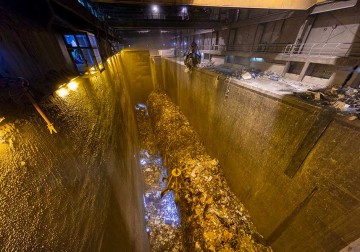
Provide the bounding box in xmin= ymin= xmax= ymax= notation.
xmin=0 ymin=22 xmax=359 ymax=250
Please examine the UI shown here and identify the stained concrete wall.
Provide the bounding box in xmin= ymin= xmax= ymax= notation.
xmin=119 ymin=49 xmax=154 ymax=105
xmin=0 ymin=53 xmax=150 ymax=252
xmin=0 ymin=9 xmax=149 ymax=252
xmin=161 ymin=58 xmax=360 ymax=252
xmin=306 ymin=5 xmax=360 ymax=44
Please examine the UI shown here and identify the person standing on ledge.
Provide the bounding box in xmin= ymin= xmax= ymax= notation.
xmin=184 ymin=41 xmax=201 ymax=72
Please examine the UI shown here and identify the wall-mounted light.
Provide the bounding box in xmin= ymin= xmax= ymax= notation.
xmin=56 ymin=87 xmax=69 ymax=97
xmin=67 ymin=81 xmax=78 ymax=91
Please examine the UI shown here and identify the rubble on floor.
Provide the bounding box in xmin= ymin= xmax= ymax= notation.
xmin=200 ymin=64 xmax=280 ymax=83
xmin=136 ymin=108 xmax=184 ymax=252
xmin=147 ymin=90 xmax=272 ymax=252
xmin=199 ymin=63 xmax=359 ymax=120
xmin=195 ymin=63 xmax=331 ymax=97
xmin=295 ymin=86 xmax=360 ymax=120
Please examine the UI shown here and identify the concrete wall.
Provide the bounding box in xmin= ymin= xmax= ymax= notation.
xmin=0 ymin=9 xmax=149 ymax=252
xmin=0 ymin=53 xmax=150 ymax=252
xmin=250 ymin=61 xmax=285 ymax=74
xmin=306 ymin=5 xmax=360 ymax=44
xmin=161 ymin=58 xmax=360 ymax=252
xmin=304 ymin=4 xmax=360 ymax=57
xmin=119 ymin=49 xmax=154 ymax=105
xmin=124 ymin=34 xmax=173 ymax=50
xmin=235 ymin=24 xmax=258 ymax=45
xmin=233 ymin=15 xmax=305 ymax=46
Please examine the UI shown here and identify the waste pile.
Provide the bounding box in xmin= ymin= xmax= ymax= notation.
xmin=147 ymin=90 xmax=272 ymax=252
xmin=295 ymin=86 xmax=360 ymax=120
xmin=136 ymin=107 xmax=184 ymax=252
xmin=200 ymin=64 xmax=280 ymax=82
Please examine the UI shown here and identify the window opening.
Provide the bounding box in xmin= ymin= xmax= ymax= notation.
xmin=63 ymin=32 xmax=104 ymax=75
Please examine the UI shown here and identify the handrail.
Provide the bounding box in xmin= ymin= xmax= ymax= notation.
xmin=197 ymin=42 xmax=360 ymax=57
xmin=282 ymin=42 xmax=360 ymax=57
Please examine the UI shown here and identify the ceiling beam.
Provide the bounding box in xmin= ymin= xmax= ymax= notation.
xmin=90 ymin=0 xmax=327 ymax=10
xmin=108 ymin=20 xmax=222 ymax=29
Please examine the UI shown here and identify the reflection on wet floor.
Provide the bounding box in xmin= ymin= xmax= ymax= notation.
xmin=136 ymin=108 xmax=184 ymax=251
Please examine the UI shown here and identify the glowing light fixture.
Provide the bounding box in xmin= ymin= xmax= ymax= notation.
xmin=152 ymin=5 xmax=159 ymax=12
xmin=67 ymin=81 xmax=78 ymax=91
xmin=182 ymin=7 xmax=187 ymax=13
xmin=250 ymin=57 xmax=265 ymax=62
xmin=57 ymin=87 xmax=69 ymax=97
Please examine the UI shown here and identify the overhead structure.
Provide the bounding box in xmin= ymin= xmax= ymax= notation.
xmin=90 ymin=0 xmax=327 ymax=10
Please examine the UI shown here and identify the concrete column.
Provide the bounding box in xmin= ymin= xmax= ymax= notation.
xmin=298 ymin=61 xmax=311 ymax=81
xmin=282 ymin=61 xmax=291 ymax=77
xmin=348 ymin=66 xmax=360 ymax=87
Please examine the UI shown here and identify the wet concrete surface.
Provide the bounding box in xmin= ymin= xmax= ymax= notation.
xmin=0 ymin=54 xmax=148 ymax=251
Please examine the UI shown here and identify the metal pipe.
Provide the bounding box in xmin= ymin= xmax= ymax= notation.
xmin=23 ymin=91 xmax=57 ymax=134
xmin=1 ymin=77 xmax=57 ymax=134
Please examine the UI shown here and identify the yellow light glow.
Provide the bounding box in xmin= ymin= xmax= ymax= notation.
xmin=67 ymin=81 xmax=78 ymax=91
xmin=56 ymin=87 xmax=69 ymax=97
xmin=90 ymin=66 xmax=96 ymax=71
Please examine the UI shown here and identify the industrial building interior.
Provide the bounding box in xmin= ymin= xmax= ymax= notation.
xmin=0 ymin=0 xmax=359 ymax=251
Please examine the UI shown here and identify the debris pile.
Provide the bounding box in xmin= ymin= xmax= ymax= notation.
xmin=147 ymin=90 xmax=272 ymax=252
xmin=136 ymin=108 xmax=184 ymax=252
xmin=296 ymin=86 xmax=360 ymax=120
xmin=200 ymin=63 xmax=359 ymax=120
xmin=200 ymin=64 xmax=280 ymax=82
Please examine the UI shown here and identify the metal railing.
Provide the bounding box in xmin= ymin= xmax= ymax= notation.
xmin=199 ymin=44 xmax=227 ymax=51
xmin=282 ymin=42 xmax=360 ymax=57
xmin=198 ymin=42 xmax=360 ymax=58
xmin=200 ymin=43 xmax=291 ymax=54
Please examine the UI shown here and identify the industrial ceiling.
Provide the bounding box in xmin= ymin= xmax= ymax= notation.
xmin=90 ymin=0 xmax=327 ymax=10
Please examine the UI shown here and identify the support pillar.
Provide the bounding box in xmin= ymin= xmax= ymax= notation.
xmin=298 ymin=61 xmax=311 ymax=81
xmin=282 ymin=61 xmax=291 ymax=77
